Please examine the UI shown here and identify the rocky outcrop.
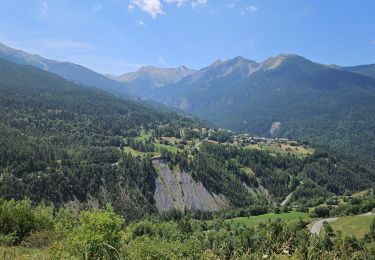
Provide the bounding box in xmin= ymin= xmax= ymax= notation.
xmin=269 ymin=121 xmax=281 ymax=136
xmin=153 ymin=160 xmax=229 ymax=211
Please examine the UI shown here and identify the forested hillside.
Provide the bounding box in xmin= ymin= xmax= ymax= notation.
xmin=0 ymin=58 xmax=204 ymax=220
xmin=0 ymin=57 xmax=374 ymax=222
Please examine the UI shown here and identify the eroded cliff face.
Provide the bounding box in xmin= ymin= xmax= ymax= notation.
xmin=153 ymin=160 xmax=229 ymax=211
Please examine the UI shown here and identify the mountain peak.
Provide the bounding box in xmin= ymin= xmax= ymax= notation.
xmin=112 ymin=65 xmax=195 ymax=90
xmin=261 ymin=54 xmax=312 ymax=70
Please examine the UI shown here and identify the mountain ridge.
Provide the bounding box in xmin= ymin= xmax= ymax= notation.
xmin=0 ymin=42 xmax=128 ymax=95
xmin=119 ymin=54 xmax=375 ymax=159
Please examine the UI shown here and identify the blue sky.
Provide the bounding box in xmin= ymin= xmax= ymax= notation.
xmin=0 ymin=0 xmax=374 ymax=74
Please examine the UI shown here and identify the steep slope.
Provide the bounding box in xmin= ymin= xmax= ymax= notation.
xmin=109 ymin=65 xmax=194 ymax=97
xmin=150 ymin=55 xmax=375 ymax=158
xmin=153 ymin=160 xmax=229 ymax=211
xmin=0 ymin=43 xmax=128 ymax=95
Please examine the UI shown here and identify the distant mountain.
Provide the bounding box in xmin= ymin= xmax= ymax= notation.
xmin=0 ymin=43 xmax=128 ymax=95
xmin=342 ymin=64 xmax=375 ymax=79
xmin=138 ymin=54 xmax=375 ymax=159
xmin=109 ymin=65 xmax=194 ymax=97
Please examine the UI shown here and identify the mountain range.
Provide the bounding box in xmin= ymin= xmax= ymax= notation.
xmin=110 ymin=54 xmax=375 ymax=159
xmin=1 ymin=56 xmax=374 ymax=216
xmin=109 ymin=65 xmax=194 ymax=97
xmin=1 ymin=42 xmax=375 ymax=159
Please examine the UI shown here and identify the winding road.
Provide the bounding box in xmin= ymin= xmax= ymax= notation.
xmin=310 ymin=218 xmax=338 ymax=236
xmin=310 ymin=212 xmax=374 ymax=236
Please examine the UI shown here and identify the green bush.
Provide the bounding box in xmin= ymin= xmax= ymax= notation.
xmin=61 ymin=205 xmax=123 ymax=259
xmin=0 ymin=199 xmax=54 ymax=244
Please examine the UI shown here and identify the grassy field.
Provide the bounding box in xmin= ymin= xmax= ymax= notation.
xmin=122 ymin=146 xmax=147 ymax=157
xmin=0 ymin=247 xmax=49 ymax=260
xmin=136 ymin=129 xmax=152 ymax=141
xmin=154 ymin=143 xmax=183 ymax=154
xmin=245 ymin=143 xmax=314 ymax=158
xmin=226 ymin=211 xmax=310 ymax=227
xmin=329 ymin=215 xmax=374 ymax=238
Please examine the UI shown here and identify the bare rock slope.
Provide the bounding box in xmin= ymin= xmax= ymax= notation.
xmin=153 ymin=160 xmax=229 ymax=211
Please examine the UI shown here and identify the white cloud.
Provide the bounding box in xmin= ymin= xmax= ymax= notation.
xmin=136 ymin=20 xmax=146 ymax=26
xmin=241 ymin=5 xmax=257 ymax=15
xmin=372 ymin=40 xmax=375 ymax=45
xmin=191 ymin=0 xmax=207 ymax=9
xmin=131 ymin=0 xmax=164 ymax=18
xmin=128 ymin=4 xmax=135 ymax=12
xmin=128 ymin=0 xmax=208 ymax=18
xmin=164 ymin=0 xmax=186 ymax=8
xmin=93 ymin=4 xmax=103 ymax=11
xmin=247 ymin=5 xmax=257 ymax=12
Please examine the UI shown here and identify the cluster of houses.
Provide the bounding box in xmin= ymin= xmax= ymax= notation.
xmin=232 ymin=133 xmax=289 ymax=145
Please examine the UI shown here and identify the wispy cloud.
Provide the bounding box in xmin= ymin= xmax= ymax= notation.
xmin=41 ymin=1 xmax=48 ymax=15
xmin=42 ymin=39 xmax=93 ymax=50
xmin=247 ymin=5 xmax=257 ymax=12
xmin=164 ymin=0 xmax=186 ymax=8
xmin=157 ymin=55 xmax=171 ymax=67
xmin=241 ymin=5 xmax=257 ymax=15
xmin=63 ymin=54 xmax=145 ymax=74
xmin=128 ymin=4 xmax=135 ymax=12
xmin=128 ymin=0 xmax=208 ymax=18
xmin=93 ymin=4 xmax=103 ymax=11
xmin=191 ymin=0 xmax=207 ymax=9
xmin=372 ymin=40 xmax=375 ymax=45
xmin=131 ymin=0 xmax=164 ymax=18
xmin=226 ymin=2 xmax=235 ymax=9
xmin=136 ymin=20 xmax=146 ymax=26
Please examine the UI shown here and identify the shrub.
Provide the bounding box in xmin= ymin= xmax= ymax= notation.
xmin=0 ymin=199 xmax=54 ymax=244
xmin=21 ymin=230 xmax=58 ymax=248
xmin=62 ymin=205 xmax=123 ymax=259
xmin=310 ymin=206 xmax=330 ymax=218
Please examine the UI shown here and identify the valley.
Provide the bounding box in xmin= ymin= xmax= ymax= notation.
xmin=0 ymin=4 xmax=374 ymax=255
xmin=0 ymin=53 xmax=374 ymax=258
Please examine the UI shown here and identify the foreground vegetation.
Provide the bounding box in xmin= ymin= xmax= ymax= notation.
xmin=0 ymin=199 xmax=375 ymax=259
